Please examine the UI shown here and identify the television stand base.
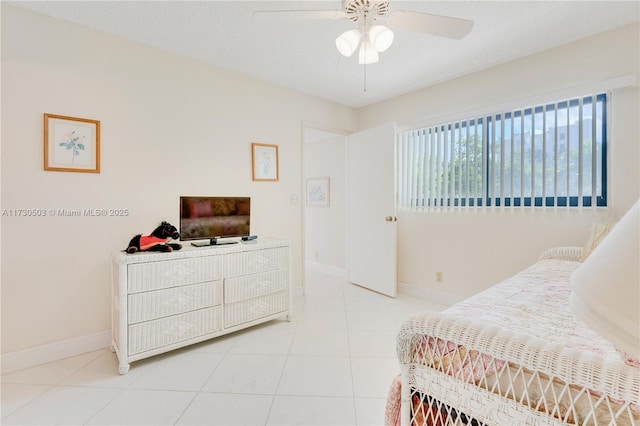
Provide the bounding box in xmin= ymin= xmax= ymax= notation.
xmin=191 ymin=238 xmax=239 ymax=247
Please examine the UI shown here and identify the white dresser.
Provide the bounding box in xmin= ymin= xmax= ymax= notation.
xmin=111 ymin=238 xmax=291 ymax=374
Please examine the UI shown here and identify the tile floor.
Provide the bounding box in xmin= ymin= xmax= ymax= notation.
xmin=1 ymin=270 xmax=448 ymax=425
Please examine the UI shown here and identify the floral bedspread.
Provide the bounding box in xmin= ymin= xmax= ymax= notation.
xmin=444 ymin=258 xmax=630 ymax=365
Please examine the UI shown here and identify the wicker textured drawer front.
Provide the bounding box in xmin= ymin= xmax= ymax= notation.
xmin=128 ymin=256 xmax=221 ymax=293
xmin=224 ymin=247 xmax=288 ymax=277
xmin=224 ymin=270 xmax=288 ymax=304
xmin=128 ymin=281 xmax=222 ymax=324
xmin=225 ymin=291 xmax=289 ymax=327
xmin=128 ymin=307 xmax=222 ymax=355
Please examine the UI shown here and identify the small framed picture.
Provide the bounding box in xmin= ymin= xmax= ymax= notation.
xmin=44 ymin=113 xmax=100 ymax=173
xmin=252 ymin=142 xmax=279 ymax=181
xmin=306 ymin=177 xmax=330 ymax=207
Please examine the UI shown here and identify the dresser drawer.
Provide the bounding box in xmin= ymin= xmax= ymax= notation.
xmin=128 ymin=280 xmax=222 ymax=324
xmin=225 ymin=290 xmax=289 ymax=328
xmin=128 ymin=307 xmax=222 ymax=355
xmin=128 ymin=256 xmax=222 ymax=293
xmin=224 ymin=247 xmax=288 ymax=277
xmin=224 ymin=270 xmax=288 ymax=304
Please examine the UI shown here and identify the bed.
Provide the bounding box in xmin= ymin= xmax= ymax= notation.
xmin=386 ymin=246 xmax=640 ymax=426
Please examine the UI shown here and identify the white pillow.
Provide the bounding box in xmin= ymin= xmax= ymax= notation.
xmin=569 ymin=200 xmax=640 ymax=362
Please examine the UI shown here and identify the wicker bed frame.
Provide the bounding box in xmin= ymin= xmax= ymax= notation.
xmin=393 ymin=247 xmax=640 ymax=426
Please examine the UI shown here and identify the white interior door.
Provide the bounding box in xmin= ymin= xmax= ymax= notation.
xmin=347 ymin=122 xmax=397 ymax=297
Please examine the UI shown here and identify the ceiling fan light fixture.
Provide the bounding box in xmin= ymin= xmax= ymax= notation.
xmin=358 ymin=38 xmax=379 ymax=64
xmin=335 ymin=29 xmax=361 ymax=57
xmin=368 ymin=25 xmax=394 ymax=52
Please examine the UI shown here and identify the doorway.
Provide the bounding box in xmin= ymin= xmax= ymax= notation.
xmin=303 ymin=127 xmax=348 ymax=284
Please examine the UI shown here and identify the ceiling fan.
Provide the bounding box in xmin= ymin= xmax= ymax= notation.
xmin=254 ymin=0 xmax=474 ymax=65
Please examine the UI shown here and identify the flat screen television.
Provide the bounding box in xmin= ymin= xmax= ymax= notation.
xmin=180 ymin=196 xmax=250 ymax=246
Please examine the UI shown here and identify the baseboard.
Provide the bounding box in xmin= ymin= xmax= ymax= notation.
xmin=398 ymin=281 xmax=463 ymax=307
xmin=305 ymin=261 xmax=347 ymax=278
xmin=2 ymin=283 xmax=451 ymax=374
xmin=1 ymin=330 xmax=111 ymax=375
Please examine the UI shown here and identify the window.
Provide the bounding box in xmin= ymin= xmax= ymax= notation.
xmin=397 ymin=93 xmax=607 ymax=210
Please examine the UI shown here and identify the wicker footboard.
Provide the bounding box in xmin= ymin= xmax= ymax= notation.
xmin=402 ymin=365 xmax=569 ymax=426
xmin=397 ymin=312 xmax=640 ymax=426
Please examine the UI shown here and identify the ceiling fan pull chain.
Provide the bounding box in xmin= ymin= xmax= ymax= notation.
xmin=364 ymin=62 xmax=367 ymax=92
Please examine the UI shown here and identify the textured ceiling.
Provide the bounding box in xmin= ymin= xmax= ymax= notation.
xmin=9 ymin=1 xmax=640 ymax=108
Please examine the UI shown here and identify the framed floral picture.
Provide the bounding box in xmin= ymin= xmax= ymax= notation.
xmin=44 ymin=113 xmax=100 ymax=173
xmin=251 ymin=142 xmax=279 ymax=181
xmin=306 ymin=177 xmax=330 ymax=207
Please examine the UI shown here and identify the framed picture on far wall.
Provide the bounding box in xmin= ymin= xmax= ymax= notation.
xmin=251 ymin=142 xmax=279 ymax=181
xmin=306 ymin=177 xmax=330 ymax=207
xmin=44 ymin=113 xmax=100 ymax=173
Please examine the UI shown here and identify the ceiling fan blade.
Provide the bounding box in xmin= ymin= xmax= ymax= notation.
xmin=387 ymin=10 xmax=474 ymax=40
xmin=252 ymin=9 xmax=346 ymax=20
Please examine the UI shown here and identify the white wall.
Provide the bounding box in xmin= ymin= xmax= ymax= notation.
xmin=356 ymin=23 xmax=640 ymax=300
xmin=304 ymin=133 xmax=347 ymax=274
xmin=1 ymin=5 xmax=355 ymax=357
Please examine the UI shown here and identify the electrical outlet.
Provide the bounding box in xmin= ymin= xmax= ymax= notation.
xmin=436 ymin=272 xmax=443 ymax=283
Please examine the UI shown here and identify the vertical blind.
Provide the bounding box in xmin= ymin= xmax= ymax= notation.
xmin=397 ymin=93 xmax=607 ymax=211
